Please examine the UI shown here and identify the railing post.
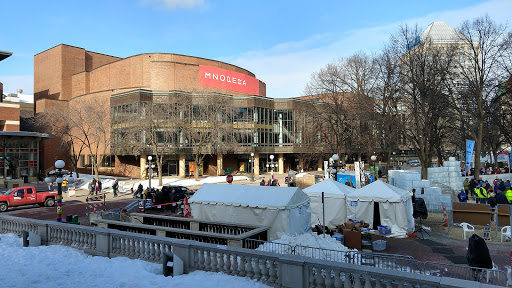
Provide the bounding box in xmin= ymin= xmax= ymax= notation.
xmin=171 ymin=240 xmax=193 ymax=273
xmin=95 ymin=231 xmax=110 ymax=257
xmin=37 ymin=223 xmax=49 ymax=245
xmin=190 ymin=222 xmax=200 ymax=231
xmin=279 ymin=255 xmax=306 ymax=288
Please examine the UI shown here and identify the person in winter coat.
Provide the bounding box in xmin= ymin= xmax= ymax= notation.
xmin=463 ymin=178 xmax=470 ymax=195
xmin=88 ymin=180 xmax=95 ymax=196
xmin=112 ymin=179 xmax=119 ymax=197
xmin=260 ymin=179 xmax=266 ymax=186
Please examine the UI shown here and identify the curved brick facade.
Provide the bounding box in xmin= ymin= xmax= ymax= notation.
xmin=35 ymin=44 xmax=274 ymax=177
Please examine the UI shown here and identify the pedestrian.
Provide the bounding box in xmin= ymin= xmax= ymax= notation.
xmin=463 ymin=178 xmax=470 ymax=195
xmin=62 ymin=178 xmax=68 ymax=192
xmin=345 ymin=179 xmax=351 ymax=186
xmin=170 ymin=188 xmax=177 ymax=213
xmin=88 ymin=180 xmax=94 ymax=196
xmin=97 ymin=179 xmax=102 ymax=194
xmin=496 ymin=191 xmax=509 ymax=204
xmin=260 ymin=179 xmax=266 ymax=186
xmin=457 ymin=189 xmax=468 ymax=203
xmin=112 ymin=179 xmax=119 ymax=197
xmin=505 ymin=187 xmax=512 ymax=204
xmin=136 ymin=183 xmax=143 ymax=198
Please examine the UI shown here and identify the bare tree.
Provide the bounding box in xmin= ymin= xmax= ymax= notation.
xmin=304 ymin=52 xmax=378 ymax=166
xmin=184 ymin=94 xmax=235 ymax=181
xmin=375 ymin=46 xmax=402 ymax=170
xmin=67 ymin=97 xmax=111 ymax=181
xmin=33 ymin=105 xmax=86 ymax=178
xmin=455 ymin=15 xmax=511 ymax=179
xmin=393 ymin=24 xmax=457 ymax=178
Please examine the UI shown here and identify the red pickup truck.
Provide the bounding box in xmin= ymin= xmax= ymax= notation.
xmin=0 ymin=186 xmax=57 ymax=212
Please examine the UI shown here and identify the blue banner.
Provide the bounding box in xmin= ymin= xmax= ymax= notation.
xmin=509 ymin=143 xmax=512 ymax=169
xmin=466 ymin=140 xmax=475 ymax=176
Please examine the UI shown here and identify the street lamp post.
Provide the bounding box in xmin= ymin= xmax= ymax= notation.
xmin=266 ymin=154 xmax=278 ymax=180
xmin=249 ymin=152 xmax=255 ymax=182
xmin=371 ymin=154 xmax=377 ymax=182
xmin=327 ymin=154 xmax=343 ymax=182
xmin=45 ymin=160 xmax=74 ymax=222
xmin=145 ymin=156 xmax=155 ymax=190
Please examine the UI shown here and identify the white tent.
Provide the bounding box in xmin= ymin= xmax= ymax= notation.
xmin=345 ymin=180 xmax=414 ymax=238
xmin=189 ymin=183 xmax=311 ymax=240
xmin=303 ymin=179 xmax=355 ymax=228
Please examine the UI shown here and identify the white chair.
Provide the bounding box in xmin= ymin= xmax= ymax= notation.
xmin=461 ymin=222 xmax=475 ymax=240
xmin=501 ymin=226 xmax=511 ymax=242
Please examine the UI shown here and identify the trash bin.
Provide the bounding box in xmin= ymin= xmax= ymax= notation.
xmin=66 ymin=215 xmax=73 ymax=223
xmin=72 ymin=215 xmax=79 ymax=224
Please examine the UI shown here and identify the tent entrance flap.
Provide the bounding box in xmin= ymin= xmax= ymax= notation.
xmin=373 ymin=202 xmax=381 ymax=230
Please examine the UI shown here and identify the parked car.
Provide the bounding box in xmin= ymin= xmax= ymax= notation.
xmin=161 ymin=185 xmax=194 ymax=202
xmin=0 ymin=186 xmax=57 ymax=212
xmin=407 ymin=159 xmax=421 ymax=167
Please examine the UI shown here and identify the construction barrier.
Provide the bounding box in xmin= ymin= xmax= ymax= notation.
xmin=442 ymin=203 xmax=449 ymax=226
xmin=86 ymin=195 xmax=106 ymax=215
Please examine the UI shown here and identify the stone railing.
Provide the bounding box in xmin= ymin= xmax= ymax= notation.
xmin=128 ymin=213 xmax=262 ymax=236
xmin=93 ymin=219 xmax=269 ymax=247
xmin=0 ymin=215 xmax=501 ymax=288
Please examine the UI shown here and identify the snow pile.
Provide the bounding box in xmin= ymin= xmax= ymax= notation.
xmin=256 ymin=232 xmax=354 ymax=262
xmin=71 ymin=173 xmax=249 ymax=192
xmin=0 ymin=233 xmax=270 ymax=288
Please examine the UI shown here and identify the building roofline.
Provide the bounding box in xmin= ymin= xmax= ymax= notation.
xmin=0 ymin=131 xmax=50 ymax=138
xmin=0 ymin=50 xmax=13 ymax=61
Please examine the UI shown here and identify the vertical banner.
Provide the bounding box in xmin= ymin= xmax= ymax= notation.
xmin=465 ymin=139 xmax=475 ymax=176
xmin=509 ymin=144 xmax=512 ymax=169
xmin=355 ymin=162 xmax=361 ymax=189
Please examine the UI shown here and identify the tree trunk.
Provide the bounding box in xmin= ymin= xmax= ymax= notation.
xmin=473 ymin=119 xmax=484 ymax=180
xmin=158 ymin=155 xmax=163 ymax=186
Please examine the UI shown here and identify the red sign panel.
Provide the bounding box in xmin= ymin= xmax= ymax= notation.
xmin=199 ymin=65 xmax=259 ymax=95
xmin=226 ymin=174 xmax=233 ymax=183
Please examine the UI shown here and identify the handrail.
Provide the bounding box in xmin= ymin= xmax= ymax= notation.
xmin=244 ymin=238 xmax=508 ymax=286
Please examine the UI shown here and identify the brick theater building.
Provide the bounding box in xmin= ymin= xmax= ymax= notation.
xmin=35 ymin=44 xmax=327 ymax=178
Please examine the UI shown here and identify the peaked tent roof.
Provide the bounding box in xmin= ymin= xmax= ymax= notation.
xmin=303 ymin=179 xmax=355 ymax=196
xmin=346 ymin=180 xmax=409 ymax=202
xmin=420 ymin=21 xmax=463 ymax=43
xmin=189 ymin=183 xmax=310 ymax=209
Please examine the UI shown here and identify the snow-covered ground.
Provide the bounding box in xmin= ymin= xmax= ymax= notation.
xmin=0 ymin=233 xmax=270 ymax=288
xmin=70 ymin=173 xmax=249 ymax=193
xmin=256 ymin=233 xmax=354 ymax=262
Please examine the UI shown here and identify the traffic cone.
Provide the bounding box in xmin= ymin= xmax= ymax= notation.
xmin=442 ymin=204 xmax=448 ymax=226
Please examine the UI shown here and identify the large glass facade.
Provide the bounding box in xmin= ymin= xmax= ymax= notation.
xmin=0 ymin=137 xmax=40 ymax=180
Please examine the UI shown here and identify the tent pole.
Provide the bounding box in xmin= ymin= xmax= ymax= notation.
xmin=322 ymin=192 xmax=325 ymax=238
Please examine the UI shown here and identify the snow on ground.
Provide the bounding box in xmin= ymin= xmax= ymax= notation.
xmin=71 ymin=173 xmax=248 ymax=193
xmin=0 ymin=233 xmax=270 ymax=288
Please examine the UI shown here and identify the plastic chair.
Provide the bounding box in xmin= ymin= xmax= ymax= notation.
xmin=501 ymin=226 xmax=511 ymax=242
xmin=461 ymin=222 xmax=475 ymax=240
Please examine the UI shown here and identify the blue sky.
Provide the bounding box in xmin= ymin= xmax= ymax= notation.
xmin=0 ymin=0 xmax=510 ymax=98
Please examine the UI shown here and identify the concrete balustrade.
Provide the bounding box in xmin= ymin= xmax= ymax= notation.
xmin=0 ymin=215 xmax=499 ymax=287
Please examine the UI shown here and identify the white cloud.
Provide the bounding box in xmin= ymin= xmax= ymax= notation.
xmin=139 ymin=0 xmax=206 ymax=10
xmin=0 ymin=75 xmax=33 ymax=95
xmin=220 ymin=0 xmax=512 ymax=99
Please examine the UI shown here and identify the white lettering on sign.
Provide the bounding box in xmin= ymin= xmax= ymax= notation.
xmin=205 ymin=72 xmax=247 ymax=86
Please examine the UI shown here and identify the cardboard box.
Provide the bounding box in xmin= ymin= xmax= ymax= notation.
xmin=344 ymin=221 xmax=355 ymax=230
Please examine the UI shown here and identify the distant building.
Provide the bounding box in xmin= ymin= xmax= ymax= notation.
xmin=34 ymin=44 xmax=329 ymax=178
xmin=0 ymin=50 xmax=47 ymax=182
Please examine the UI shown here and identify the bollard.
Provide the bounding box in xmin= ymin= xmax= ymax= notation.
xmin=162 ymin=251 xmax=183 ymax=277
